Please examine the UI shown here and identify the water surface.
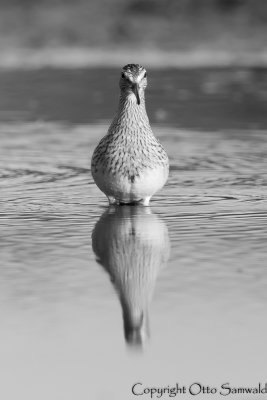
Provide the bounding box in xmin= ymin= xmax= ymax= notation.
xmin=0 ymin=68 xmax=267 ymax=400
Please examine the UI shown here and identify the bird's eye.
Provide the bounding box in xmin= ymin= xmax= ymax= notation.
xmin=121 ymin=72 xmax=125 ymax=78
xmin=144 ymin=72 xmax=147 ymax=78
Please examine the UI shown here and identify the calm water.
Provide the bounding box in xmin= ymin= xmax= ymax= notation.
xmin=1 ymin=68 xmax=267 ymax=400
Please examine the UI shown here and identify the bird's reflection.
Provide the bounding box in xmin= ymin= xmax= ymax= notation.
xmin=92 ymin=205 xmax=170 ymax=348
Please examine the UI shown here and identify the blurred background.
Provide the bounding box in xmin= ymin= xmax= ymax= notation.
xmin=1 ymin=3 xmax=267 ymax=400
xmin=0 ymin=0 xmax=267 ymax=66
xmin=0 ymin=0 xmax=267 ymax=126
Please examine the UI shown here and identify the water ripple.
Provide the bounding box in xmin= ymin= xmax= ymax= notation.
xmin=1 ymin=122 xmax=267 ymax=271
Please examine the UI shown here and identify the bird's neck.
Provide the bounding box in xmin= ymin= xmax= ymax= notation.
xmin=110 ymin=91 xmax=151 ymax=133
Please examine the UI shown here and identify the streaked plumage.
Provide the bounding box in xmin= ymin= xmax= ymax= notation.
xmin=91 ymin=64 xmax=169 ymax=205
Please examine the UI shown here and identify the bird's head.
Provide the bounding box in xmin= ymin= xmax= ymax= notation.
xmin=119 ymin=64 xmax=147 ymax=105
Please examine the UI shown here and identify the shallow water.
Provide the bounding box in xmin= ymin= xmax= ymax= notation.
xmin=1 ymin=68 xmax=267 ymax=400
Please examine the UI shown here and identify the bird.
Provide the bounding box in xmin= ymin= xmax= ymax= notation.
xmin=92 ymin=205 xmax=170 ymax=346
xmin=91 ymin=63 xmax=169 ymax=206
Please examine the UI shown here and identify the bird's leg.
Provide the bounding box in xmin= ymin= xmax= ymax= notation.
xmin=107 ymin=196 xmax=117 ymax=205
xmin=140 ymin=196 xmax=151 ymax=206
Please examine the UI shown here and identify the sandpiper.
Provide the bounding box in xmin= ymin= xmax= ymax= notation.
xmin=91 ymin=64 xmax=169 ymax=205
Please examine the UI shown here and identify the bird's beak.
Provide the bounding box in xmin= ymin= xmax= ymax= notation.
xmin=132 ymin=83 xmax=140 ymax=105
